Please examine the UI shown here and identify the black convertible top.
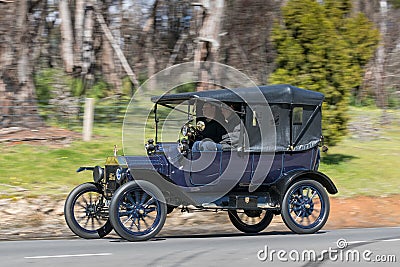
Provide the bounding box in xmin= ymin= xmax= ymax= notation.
xmin=152 ymin=84 xmax=324 ymax=152
xmin=151 ymin=84 xmax=324 ymax=106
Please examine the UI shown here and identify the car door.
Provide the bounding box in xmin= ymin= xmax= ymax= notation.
xmin=189 ymin=150 xmax=222 ymax=186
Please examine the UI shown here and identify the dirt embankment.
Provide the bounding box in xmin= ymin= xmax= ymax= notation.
xmin=1 ymin=195 xmax=399 ymax=241
xmin=0 ymin=127 xmax=80 ymax=146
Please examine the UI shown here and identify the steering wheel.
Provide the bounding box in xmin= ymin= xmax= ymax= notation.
xmin=180 ymin=121 xmax=206 ymax=142
xmin=180 ymin=123 xmax=196 ymax=141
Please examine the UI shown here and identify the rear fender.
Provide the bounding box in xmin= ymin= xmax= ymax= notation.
xmin=274 ymin=170 xmax=338 ymax=200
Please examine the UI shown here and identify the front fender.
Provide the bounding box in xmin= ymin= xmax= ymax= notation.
xmin=274 ymin=170 xmax=338 ymax=197
xmin=76 ymin=166 xmax=94 ymax=172
xmin=129 ymin=169 xmax=197 ymax=206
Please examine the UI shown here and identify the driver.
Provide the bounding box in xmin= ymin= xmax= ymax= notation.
xmin=193 ymin=103 xmax=241 ymax=152
xmin=196 ymin=102 xmax=226 ymax=143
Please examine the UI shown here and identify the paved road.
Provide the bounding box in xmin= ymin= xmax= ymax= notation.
xmin=1 ymin=227 xmax=399 ymax=267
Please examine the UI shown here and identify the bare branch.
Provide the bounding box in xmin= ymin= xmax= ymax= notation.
xmin=94 ymin=7 xmax=140 ymax=89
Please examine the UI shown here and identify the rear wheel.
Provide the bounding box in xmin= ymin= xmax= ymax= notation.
xmin=64 ymin=183 xmax=112 ymax=239
xmin=228 ymin=209 xmax=274 ymax=233
xmin=109 ymin=180 xmax=167 ymax=241
xmin=281 ymin=179 xmax=330 ymax=234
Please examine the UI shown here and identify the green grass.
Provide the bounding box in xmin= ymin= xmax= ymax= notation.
xmin=319 ymin=107 xmax=400 ymax=197
xmin=0 ymin=125 xmax=127 ymax=199
xmin=0 ymin=107 xmax=399 ymax=199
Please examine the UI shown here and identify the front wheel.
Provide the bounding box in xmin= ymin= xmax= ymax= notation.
xmin=281 ymin=179 xmax=330 ymax=234
xmin=109 ymin=180 xmax=167 ymax=241
xmin=228 ymin=209 xmax=274 ymax=233
xmin=64 ymin=183 xmax=112 ymax=239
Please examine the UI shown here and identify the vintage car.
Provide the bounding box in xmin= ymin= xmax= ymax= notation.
xmin=64 ymin=84 xmax=338 ymax=241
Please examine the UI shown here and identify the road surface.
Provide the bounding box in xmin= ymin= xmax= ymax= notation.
xmin=1 ymin=227 xmax=399 ymax=267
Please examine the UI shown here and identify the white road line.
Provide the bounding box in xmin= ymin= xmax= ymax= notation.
xmin=346 ymin=238 xmax=400 ymax=245
xmin=24 ymin=253 xmax=112 ymax=259
xmin=383 ymin=238 xmax=400 ymax=242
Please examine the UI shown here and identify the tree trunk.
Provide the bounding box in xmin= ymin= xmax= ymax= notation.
xmin=375 ymin=0 xmax=388 ymax=108
xmin=59 ymin=0 xmax=74 ymax=73
xmin=0 ymin=0 xmax=43 ymax=128
xmin=82 ymin=3 xmax=95 ymax=80
xmin=193 ymin=0 xmax=225 ymax=91
xmin=95 ymin=6 xmax=140 ymax=89
xmin=74 ymin=0 xmax=86 ymax=68
xmin=102 ymin=39 xmax=123 ymax=94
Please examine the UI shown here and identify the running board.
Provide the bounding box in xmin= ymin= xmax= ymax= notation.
xmin=201 ymin=203 xmax=280 ymax=209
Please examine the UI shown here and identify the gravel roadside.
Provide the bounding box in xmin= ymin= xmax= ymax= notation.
xmin=1 ymin=195 xmax=399 ymax=241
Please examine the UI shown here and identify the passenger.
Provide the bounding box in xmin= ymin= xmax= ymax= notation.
xmin=220 ymin=124 xmax=241 ymax=151
xmin=221 ymin=103 xmax=241 ymax=132
xmin=220 ymin=103 xmax=241 ymax=150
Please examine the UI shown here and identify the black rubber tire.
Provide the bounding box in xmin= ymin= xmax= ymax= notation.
xmin=109 ymin=180 xmax=167 ymax=241
xmin=228 ymin=209 xmax=274 ymax=233
xmin=64 ymin=183 xmax=112 ymax=239
xmin=281 ymin=179 xmax=330 ymax=234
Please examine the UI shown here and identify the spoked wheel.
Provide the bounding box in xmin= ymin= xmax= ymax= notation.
xmin=109 ymin=180 xmax=167 ymax=241
xmin=281 ymin=179 xmax=330 ymax=234
xmin=64 ymin=183 xmax=112 ymax=239
xmin=228 ymin=209 xmax=274 ymax=233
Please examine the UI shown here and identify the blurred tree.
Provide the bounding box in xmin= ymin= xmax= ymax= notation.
xmin=220 ymin=0 xmax=280 ymax=85
xmin=351 ymin=0 xmax=400 ymax=108
xmin=270 ymin=0 xmax=379 ymax=145
xmin=59 ymin=0 xmax=74 ymax=73
xmin=0 ymin=0 xmax=46 ymax=128
xmin=190 ymin=0 xmax=225 ymax=91
xmin=388 ymin=0 xmax=400 ymax=8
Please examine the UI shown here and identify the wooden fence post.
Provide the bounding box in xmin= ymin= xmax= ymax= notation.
xmin=83 ymin=97 xmax=94 ymax=141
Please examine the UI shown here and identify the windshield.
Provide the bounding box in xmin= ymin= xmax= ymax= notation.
xmin=151 ymin=101 xmax=195 ymax=143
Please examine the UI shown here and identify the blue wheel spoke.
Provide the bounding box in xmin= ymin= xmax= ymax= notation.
xmin=300 ymin=186 xmax=306 ymax=196
xmin=292 ymin=200 xmax=301 ymax=206
xmin=119 ymin=211 xmax=131 ymax=217
xmin=76 ymin=214 xmax=88 ymax=223
xmin=294 ymin=210 xmax=303 ymax=220
xmin=126 ymin=193 xmax=135 ymax=205
xmin=145 ymin=207 xmax=157 ymax=213
xmin=90 ymin=217 xmax=95 ymax=229
xmin=129 ymin=217 xmax=138 ymax=230
xmin=95 ymin=216 xmax=102 ymax=224
xmin=145 ymin=214 xmax=156 ymax=221
xmin=292 ymin=207 xmax=301 ymax=213
xmin=310 ymin=191 xmax=317 ymax=200
xmin=286 ymin=183 xmax=327 ymax=230
xmin=134 ymin=191 xmax=140 ymax=204
xmin=116 ymin=186 xmax=164 ymax=237
xmin=83 ymin=216 xmax=90 ymax=228
xmin=140 ymin=192 xmax=148 ymax=204
xmin=143 ymin=197 xmax=155 ymax=207
xmin=76 ymin=200 xmax=86 ymax=209
xmin=141 ymin=217 xmax=150 ymax=229
xmin=122 ymin=214 xmax=133 ymax=225
xmin=81 ymin=195 xmax=88 ymax=206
